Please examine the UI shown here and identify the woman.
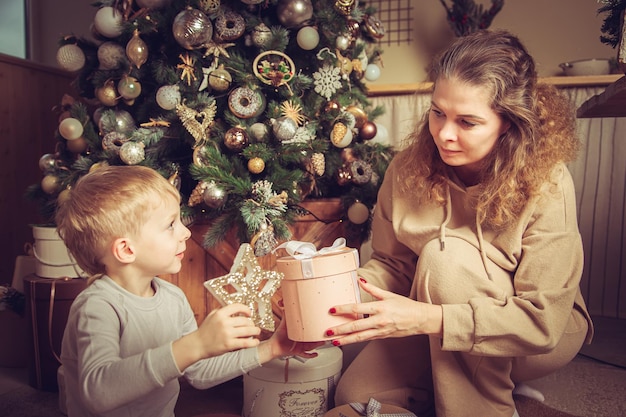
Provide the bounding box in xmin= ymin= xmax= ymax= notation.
xmin=326 ymin=30 xmax=593 ymax=417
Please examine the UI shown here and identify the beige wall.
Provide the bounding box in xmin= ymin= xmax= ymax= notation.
xmin=376 ymin=0 xmax=616 ymax=84
xmin=28 ymin=1 xmax=616 ymax=83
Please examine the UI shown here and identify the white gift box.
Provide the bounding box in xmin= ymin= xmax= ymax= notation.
xmin=243 ymin=346 xmax=343 ymax=417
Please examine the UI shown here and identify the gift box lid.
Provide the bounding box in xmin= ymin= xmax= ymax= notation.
xmin=247 ymin=346 xmax=343 ymax=383
xmin=275 ymin=247 xmax=359 ymax=280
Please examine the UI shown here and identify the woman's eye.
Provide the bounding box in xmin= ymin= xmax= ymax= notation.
xmin=461 ymin=119 xmax=477 ymax=128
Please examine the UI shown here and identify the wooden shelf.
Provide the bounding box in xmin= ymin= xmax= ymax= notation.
xmin=577 ymin=75 xmax=626 ymax=118
xmin=366 ymin=74 xmax=623 ymax=97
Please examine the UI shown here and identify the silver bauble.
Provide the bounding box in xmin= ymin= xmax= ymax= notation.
xmin=276 ymin=0 xmax=313 ymax=28
xmin=172 ymin=8 xmax=213 ymax=50
xmin=272 ymin=116 xmax=298 ymax=141
xmin=203 ymin=182 xmax=228 ymax=208
xmin=38 ymin=154 xmax=57 ymax=173
xmin=97 ymin=42 xmax=126 ymax=70
xmin=251 ymin=23 xmax=272 ymax=48
xmin=119 ymin=142 xmax=145 ymax=165
xmin=56 ymin=44 xmax=85 ymax=72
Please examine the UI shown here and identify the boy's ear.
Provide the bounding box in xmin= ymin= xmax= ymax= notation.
xmin=111 ymin=237 xmax=135 ymax=264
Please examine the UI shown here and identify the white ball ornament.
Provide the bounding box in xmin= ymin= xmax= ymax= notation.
xmin=97 ymin=42 xmax=126 ymax=70
xmin=94 ymin=6 xmax=124 ymax=38
xmin=336 ymin=35 xmax=350 ymax=51
xmin=56 ymin=44 xmax=85 ymax=72
xmin=276 ymin=0 xmax=314 ymax=28
xmin=364 ymin=64 xmax=381 ymax=82
xmin=58 ymin=117 xmax=84 ymax=140
xmin=297 ymin=26 xmax=319 ymax=50
xmin=156 ymin=85 xmax=181 ymax=110
xmin=250 ymin=122 xmax=268 ymax=141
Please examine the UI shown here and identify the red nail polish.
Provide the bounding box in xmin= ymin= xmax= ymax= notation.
xmin=326 ymin=329 xmax=334 ymax=336
xmin=329 ymin=307 xmax=337 ymax=314
xmin=332 ymin=340 xmax=341 ymax=346
xmin=359 ymin=277 xmax=367 ymax=283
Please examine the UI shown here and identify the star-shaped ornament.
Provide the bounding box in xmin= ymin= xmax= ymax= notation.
xmin=204 ymin=243 xmax=283 ymax=332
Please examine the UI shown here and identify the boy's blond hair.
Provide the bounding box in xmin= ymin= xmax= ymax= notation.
xmin=55 ymin=165 xmax=181 ymax=276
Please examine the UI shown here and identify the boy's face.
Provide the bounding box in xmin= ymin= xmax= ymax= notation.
xmin=131 ymin=195 xmax=191 ymax=278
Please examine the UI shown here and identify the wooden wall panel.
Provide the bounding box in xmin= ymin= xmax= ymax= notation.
xmin=0 ymin=54 xmax=74 ymax=282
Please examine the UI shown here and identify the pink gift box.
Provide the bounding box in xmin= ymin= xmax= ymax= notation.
xmin=275 ymin=243 xmax=361 ymax=342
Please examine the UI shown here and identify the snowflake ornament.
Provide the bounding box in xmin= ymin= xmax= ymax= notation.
xmin=313 ymin=64 xmax=342 ymax=100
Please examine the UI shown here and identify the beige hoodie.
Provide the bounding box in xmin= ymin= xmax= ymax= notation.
xmin=359 ymin=157 xmax=593 ymax=356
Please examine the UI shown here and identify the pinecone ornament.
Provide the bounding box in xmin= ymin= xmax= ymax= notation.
xmin=188 ymin=181 xmax=208 ymax=207
xmin=311 ymin=152 xmax=325 ymax=176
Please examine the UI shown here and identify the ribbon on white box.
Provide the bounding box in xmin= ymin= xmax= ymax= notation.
xmin=273 ymin=237 xmax=347 ymax=260
xmin=273 ymin=238 xmax=357 ymax=279
xmin=350 ymin=398 xmax=417 ymax=417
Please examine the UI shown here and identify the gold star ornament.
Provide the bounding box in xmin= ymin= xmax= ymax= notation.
xmin=204 ymin=243 xmax=283 ymax=332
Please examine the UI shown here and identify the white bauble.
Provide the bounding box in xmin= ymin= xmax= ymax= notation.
xmin=297 ymin=26 xmax=319 ymax=50
xmin=94 ymin=6 xmax=123 ymax=38
xmin=156 ymin=85 xmax=181 ymax=110
xmin=371 ymin=122 xmax=388 ymax=144
xmin=97 ymin=42 xmax=126 ymax=70
xmin=56 ymin=44 xmax=85 ymax=72
xmin=364 ymin=64 xmax=381 ymax=82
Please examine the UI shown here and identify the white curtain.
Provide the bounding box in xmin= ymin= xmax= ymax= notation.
xmin=367 ymin=86 xmax=626 ymax=319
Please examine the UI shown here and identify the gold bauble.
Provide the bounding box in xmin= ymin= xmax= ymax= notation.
xmin=247 ymin=157 xmax=265 ymax=174
xmin=346 ymin=105 xmax=368 ymax=128
xmin=95 ymin=80 xmax=119 ymax=107
xmin=126 ymin=30 xmax=149 ymax=69
xmin=118 ymin=75 xmax=142 ymax=100
xmin=208 ymin=64 xmax=232 ymax=92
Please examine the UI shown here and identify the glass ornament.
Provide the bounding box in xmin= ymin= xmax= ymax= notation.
xmin=272 ymin=116 xmax=298 ymax=141
xmin=58 ymin=117 xmax=83 ymax=140
xmin=126 ymin=30 xmax=149 ymax=69
xmin=118 ymin=75 xmax=142 ymax=100
xmin=172 ymin=8 xmax=213 ymax=50
xmin=93 ymin=6 xmax=123 ymax=38
xmin=224 ymin=127 xmax=249 ymax=151
xmin=56 ymin=44 xmax=85 ymax=72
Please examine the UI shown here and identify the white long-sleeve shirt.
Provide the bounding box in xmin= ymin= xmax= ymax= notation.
xmin=61 ymin=276 xmax=260 ymax=417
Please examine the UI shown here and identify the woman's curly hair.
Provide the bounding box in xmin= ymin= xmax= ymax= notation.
xmin=395 ymin=29 xmax=579 ymax=229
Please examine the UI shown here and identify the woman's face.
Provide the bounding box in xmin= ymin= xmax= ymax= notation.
xmin=429 ymin=77 xmax=510 ymax=185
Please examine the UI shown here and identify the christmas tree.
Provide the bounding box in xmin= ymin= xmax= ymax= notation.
xmin=27 ymin=0 xmax=394 ymax=256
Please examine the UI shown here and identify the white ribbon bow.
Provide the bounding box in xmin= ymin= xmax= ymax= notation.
xmin=349 ymin=398 xmax=417 ymax=417
xmin=273 ymin=237 xmax=347 ymax=260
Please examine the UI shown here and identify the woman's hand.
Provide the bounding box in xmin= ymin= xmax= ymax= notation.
xmin=325 ymin=278 xmax=443 ymax=346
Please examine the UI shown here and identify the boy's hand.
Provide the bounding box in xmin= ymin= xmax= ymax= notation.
xmin=173 ymin=303 xmax=260 ymax=371
xmin=198 ymin=303 xmax=261 ymax=356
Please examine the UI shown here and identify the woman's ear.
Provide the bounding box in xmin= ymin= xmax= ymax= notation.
xmin=111 ymin=237 xmax=135 ymax=264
